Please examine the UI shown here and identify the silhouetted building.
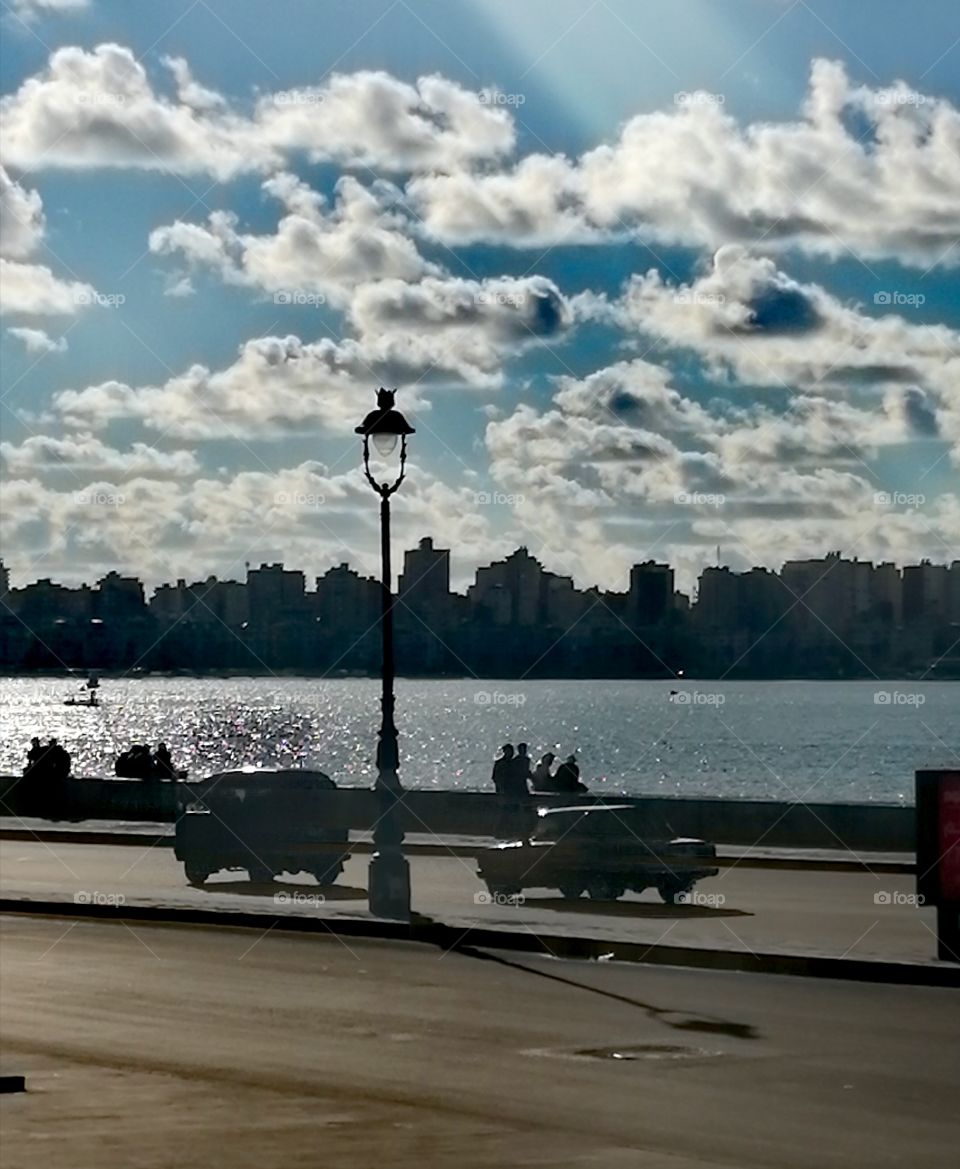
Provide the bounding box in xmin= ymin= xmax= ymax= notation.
xmin=628 ymin=561 xmax=673 ymax=625
xmin=399 ymin=538 xmax=449 ymax=607
xmin=0 ymin=545 xmax=956 ymax=678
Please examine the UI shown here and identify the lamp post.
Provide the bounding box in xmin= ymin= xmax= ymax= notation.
xmin=356 ymin=388 xmax=415 ymax=920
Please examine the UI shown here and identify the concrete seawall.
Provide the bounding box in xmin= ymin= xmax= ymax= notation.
xmin=0 ymin=773 xmax=914 ymax=852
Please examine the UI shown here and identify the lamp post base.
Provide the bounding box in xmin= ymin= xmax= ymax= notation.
xmin=368 ymin=848 xmax=411 ymax=920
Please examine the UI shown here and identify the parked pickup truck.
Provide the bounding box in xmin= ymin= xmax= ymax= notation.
xmin=477 ymin=804 xmax=719 ymax=903
xmin=175 ymin=769 xmax=350 ymax=886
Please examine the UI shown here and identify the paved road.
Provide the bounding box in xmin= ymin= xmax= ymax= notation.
xmin=1 ymin=914 xmax=958 ymax=1168
xmin=0 ymin=836 xmax=943 ymax=964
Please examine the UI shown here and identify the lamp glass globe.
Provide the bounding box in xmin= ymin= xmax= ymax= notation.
xmin=372 ymin=432 xmax=399 ymax=457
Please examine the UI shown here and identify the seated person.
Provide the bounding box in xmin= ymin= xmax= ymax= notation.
xmin=531 ymin=752 xmax=556 ymax=791
xmin=553 ymin=754 xmax=588 ymax=794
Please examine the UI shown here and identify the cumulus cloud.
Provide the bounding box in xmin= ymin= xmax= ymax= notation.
xmin=150 ymin=173 xmax=439 ymax=307
xmin=346 ymin=274 xmax=575 ymax=382
xmin=0 ymin=166 xmax=45 ymax=259
xmin=483 ymin=355 xmax=960 ymax=589
xmin=50 ymin=329 xmax=488 ymax=440
xmin=7 ymin=326 xmax=68 ymax=354
xmin=411 ymin=59 xmax=960 ymax=268
xmin=0 ymin=258 xmax=95 ymax=315
xmin=0 ymin=434 xmax=199 ymax=478
xmin=0 ymin=166 xmax=96 ymax=314
xmin=1 ymin=45 xmax=514 ymax=179
xmin=0 ymin=459 xmax=504 ymax=588
xmin=614 ymin=246 xmax=960 ymax=456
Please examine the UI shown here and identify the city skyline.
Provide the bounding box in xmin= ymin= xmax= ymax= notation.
xmin=2 ymin=540 xmax=960 ymax=606
xmin=2 ymin=540 xmax=958 ymax=679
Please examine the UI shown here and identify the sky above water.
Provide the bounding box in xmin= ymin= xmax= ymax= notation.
xmin=1 ymin=0 xmax=959 ymax=593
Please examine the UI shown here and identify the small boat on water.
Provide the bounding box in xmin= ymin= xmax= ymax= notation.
xmin=63 ymin=673 xmax=101 ymax=707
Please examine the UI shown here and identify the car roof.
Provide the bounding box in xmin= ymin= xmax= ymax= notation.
xmin=536 ymin=804 xmax=635 ymax=816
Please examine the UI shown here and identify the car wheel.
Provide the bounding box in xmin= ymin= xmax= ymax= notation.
xmin=247 ymin=863 xmax=275 ymax=884
xmin=658 ymin=880 xmax=685 ymax=904
xmin=586 ymin=878 xmax=617 ymax=901
xmin=310 ymin=861 xmax=342 ymax=886
xmin=184 ymin=862 xmax=210 ymax=886
xmin=558 ymin=885 xmax=584 ymax=900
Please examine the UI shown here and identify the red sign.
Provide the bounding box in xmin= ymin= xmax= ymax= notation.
xmin=938 ymin=775 xmax=960 ymax=900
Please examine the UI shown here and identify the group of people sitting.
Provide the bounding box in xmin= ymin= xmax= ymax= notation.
xmin=491 ymin=742 xmax=588 ymax=797
xmin=24 ymin=737 xmax=71 ymax=780
xmin=115 ymin=742 xmax=177 ymax=781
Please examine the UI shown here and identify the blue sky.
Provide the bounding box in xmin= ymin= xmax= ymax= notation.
xmin=1 ymin=0 xmax=958 ymax=592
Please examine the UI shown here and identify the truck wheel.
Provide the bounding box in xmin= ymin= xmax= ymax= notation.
xmin=559 ymin=885 xmax=584 ymax=900
xmin=586 ymin=879 xmax=620 ymax=901
xmin=487 ymin=884 xmax=521 ymax=900
xmin=184 ymin=862 xmax=210 ymax=886
xmin=310 ymin=861 xmax=342 ymax=886
xmin=658 ymin=880 xmax=687 ymax=905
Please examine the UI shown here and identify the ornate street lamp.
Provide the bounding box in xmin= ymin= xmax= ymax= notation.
xmin=355 ymin=388 xmax=415 ymax=919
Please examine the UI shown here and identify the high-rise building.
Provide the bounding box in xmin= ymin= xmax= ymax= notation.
xmin=903 ymin=561 xmax=949 ymax=622
xmin=315 ymin=564 xmax=381 ymax=632
xmin=871 ymin=562 xmax=902 ymax=623
xmin=628 ymin=561 xmax=673 ymax=624
xmin=696 ymin=566 xmax=739 ymax=629
xmin=94 ymin=572 xmax=146 ymax=619
xmin=469 ymin=547 xmax=545 ymax=626
xmin=247 ymin=563 xmax=306 ymax=621
xmin=399 ymin=538 xmax=450 ymax=608
xmin=738 ymin=567 xmax=791 ymax=632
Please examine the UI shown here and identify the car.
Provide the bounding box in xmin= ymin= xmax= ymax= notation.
xmin=477 ymin=803 xmax=719 ymax=903
xmin=174 ymin=769 xmax=350 ymax=886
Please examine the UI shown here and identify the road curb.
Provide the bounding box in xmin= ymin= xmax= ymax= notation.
xmin=1 ymin=897 xmax=955 ymax=989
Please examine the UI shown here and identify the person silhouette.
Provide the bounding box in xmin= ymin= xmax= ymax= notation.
xmin=26 ymin=737 xmax=42 ymax=772
xmin=46 ymin=738 xmax=70 ymax=781
xmin=491 ymin=744 xmax=514 ymax=795
xmin=153 ymin=742 xmax=174 ymax=779
xmin=511 ymin=742 xmax=532 ymax=795
xmin=532 ymin=752 xmax=556 ymax=791
xmin=555 ymin=754 xmax=587 ymax=794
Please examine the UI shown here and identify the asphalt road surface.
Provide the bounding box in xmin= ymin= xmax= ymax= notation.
xmin=0 ymin=837 xmax=942 ymax=964
xmin=2 ymin=914 xmax=958 ymax=1169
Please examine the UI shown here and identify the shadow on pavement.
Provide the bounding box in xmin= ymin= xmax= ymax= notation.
xmin=522 ymin=897 xmax=751 ymax=920
xmin=457 ymin=943 xmax=760 ymax=1041
xmin=194 ymin=880 xmax=367 ymax=901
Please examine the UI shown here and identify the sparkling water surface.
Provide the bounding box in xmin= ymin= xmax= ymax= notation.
xmin=0 ymin=677 xmax=955 ymax=804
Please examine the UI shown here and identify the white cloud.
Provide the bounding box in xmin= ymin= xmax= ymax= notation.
xmin=51 ymin=331 xmax=461 ymax=440
xmin=1 ymin=46 xmax=514 ymax=180
xmin=7 ymin=325 xmax=67 ymax=353
xmin=411 ymin=59 xmax=960 ymax=268
xmin=0 ymin=166 xmax=45 ymax=259
xmin=150 ymin=173 xmax=438 ymax=306
xmin=0 ymin=258 xmax=95 ymax=316
xmin=0 ymin=166 xmax=96 ymax=315
xmin=0 ymin=459 xmax=504 ymax=589
xmin=614 ymin=246 xmax=960 ymax=457
xmin=346 ymin=274 xmax=576 ymax=382
xmin=483 ymin=356 xmax=960 ymax=590
xmin=0 ymin=434 xmax=199 ymax=478
xmin=10 ymin=0 xmax=88 ymax=18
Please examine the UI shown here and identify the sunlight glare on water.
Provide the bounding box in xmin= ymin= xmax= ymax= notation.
xmin=0 ymin=677 xmax=955 ymax=803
